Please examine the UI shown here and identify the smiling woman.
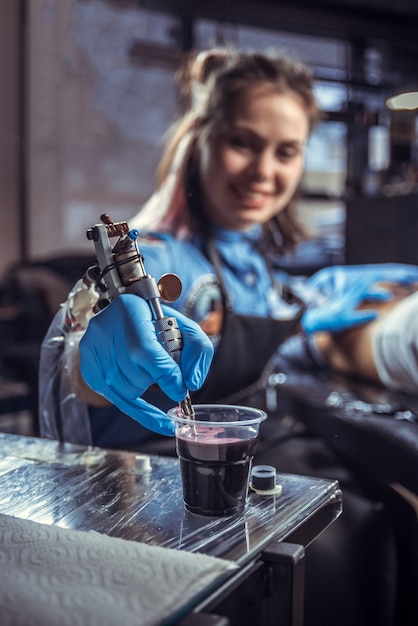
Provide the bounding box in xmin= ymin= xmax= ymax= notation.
xmin=42 ymin=47 xmax=324 ymax=445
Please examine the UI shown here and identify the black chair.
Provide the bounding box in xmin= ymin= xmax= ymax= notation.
xmin=250 ymin=365 xmax=418 ymax=626
xmin=0 ymin=255 xmax=95 ymax=434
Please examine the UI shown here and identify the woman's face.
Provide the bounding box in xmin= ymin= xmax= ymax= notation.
xmin=198 ymin=86 xmax=309 ymax=231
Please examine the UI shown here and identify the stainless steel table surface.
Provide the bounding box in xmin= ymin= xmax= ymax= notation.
xmin=0 ymin=433 xmax=341 ymax=566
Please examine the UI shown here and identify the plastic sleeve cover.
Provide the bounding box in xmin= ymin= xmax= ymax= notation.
xmin=38 ymin=304 xmax=93 ymax=446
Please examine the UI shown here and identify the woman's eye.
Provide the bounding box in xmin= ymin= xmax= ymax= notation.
xmin=277 ymin=146 xmax=301 ymax=160
xmin=229 ymin=136 xmax=252 ymax=150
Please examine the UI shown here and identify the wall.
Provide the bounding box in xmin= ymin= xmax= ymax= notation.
xmin=0 ymin=1 xmax=21 ymax=277
xmin=27 ymin=0 xmax=178 ymax=262
xmin=345 ymin=194 xmax=418 ymax=265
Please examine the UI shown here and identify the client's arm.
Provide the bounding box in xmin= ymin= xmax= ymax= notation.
xmin=314 ymin=283 xmax=418 ymax=387
xmin=314 ymin=321 xmax=380 ymax=382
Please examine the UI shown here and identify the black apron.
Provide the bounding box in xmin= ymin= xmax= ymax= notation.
xmin=191 ymin=238 xmax=305 ymax=404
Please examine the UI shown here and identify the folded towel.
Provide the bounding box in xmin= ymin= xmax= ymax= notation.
xmin=0 ymin=513 xmax=236 ymax=626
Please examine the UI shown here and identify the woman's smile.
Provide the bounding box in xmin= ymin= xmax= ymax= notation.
xmin=231 ymin=184 xmax=274 ymax=209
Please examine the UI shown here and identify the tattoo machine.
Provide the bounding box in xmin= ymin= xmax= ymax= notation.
xmin=85 ymin=213 xmax=195 ymax=420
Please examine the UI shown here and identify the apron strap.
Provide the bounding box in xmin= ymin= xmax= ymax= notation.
xmin=191 ymin=235 xmax=306 ymax=403
xmin=205 ymin=237 xmax=233 ymax=311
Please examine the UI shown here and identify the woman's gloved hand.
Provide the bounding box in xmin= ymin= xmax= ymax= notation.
xmin=301 ymin=276 xmax=392 ymax=334
xmin=307 ymin=263 xmax=418 ymax=299
xmin=79 ymin=295 xmax=214 ymax=436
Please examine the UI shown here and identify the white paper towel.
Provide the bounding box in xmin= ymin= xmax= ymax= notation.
xmin=0 ymin=513 xmax=236 ymax=626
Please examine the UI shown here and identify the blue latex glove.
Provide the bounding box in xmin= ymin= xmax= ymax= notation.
xmin=301 ymin=276 xmax=393 ymax=334
xmin=307 ymin=263 xmax=418 ymax=299
xmin=79 ymin=294 xmax=214 ymax=436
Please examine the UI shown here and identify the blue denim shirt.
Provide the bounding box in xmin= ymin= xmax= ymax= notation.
xmin=137 ymin=224 xmax=301 ymax=326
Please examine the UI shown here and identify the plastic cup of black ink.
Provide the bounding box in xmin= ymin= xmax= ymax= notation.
xmin=168 ymin=404 xmax=267 ymax=517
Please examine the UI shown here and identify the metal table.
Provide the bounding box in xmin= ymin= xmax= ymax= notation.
xmin=0 ymin=433 xmax=342 ymax=625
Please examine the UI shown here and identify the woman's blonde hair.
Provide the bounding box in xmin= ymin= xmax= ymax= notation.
xmin=149 ymin=48 xmax=322 ymax=252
